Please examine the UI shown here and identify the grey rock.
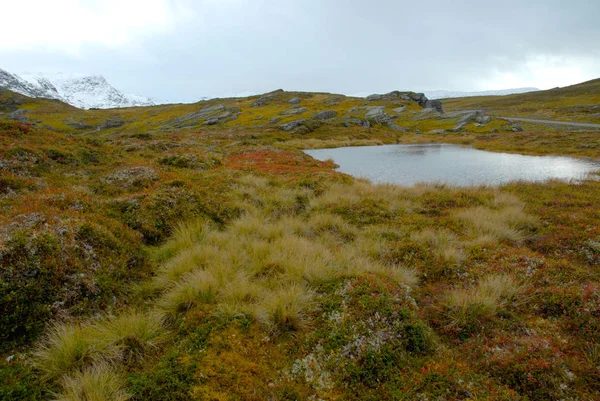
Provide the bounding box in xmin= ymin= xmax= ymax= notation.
xmin=100 ymin=118 xmax=124 ymax=129
xmin=428 ymin=129 xmax=447 ymax=134
xmin=366 ymin=91 xmax=411 ymax=102
xmin=203 ymin=118 xmax=219 ymax=125
xmin=345 ymin=118 xmax=371 ymax=128
xmin=423 ymin=99 xmax=444 ymax=113
xmin=313 ymin=110 xmax=337 ymax=120
xmin=9 ymin=109 xmax=28 ymax=122
xmin=288 ymin=97 xmax=301 ymax=104
xmin=512 ymin=124 xmax=524 ymax=132
xmin=391 ymin=106 xmax=406 ymax=114
xmin=279 ymin=119 xmax=305 ymax=131
xmin=415 ymin=130 xmax=423 ymax=135
xmin=474 ymin=123 xmax=482 ymax=127
xmin=387 ymin=123 xmax=408 ymax=131
xmin=269 ymin=117 xmax=281 ymax=124
xmin=252 ymin=89 xmax=284 ymax=107
xmin=65 ymin=117 xmax=92 ymax=129
xmin=476 ymin=115 xmax=492 ymax=124
xmin=280 ymin=107 xmax=308 ymax=116
xmin=364 ymin=106 xmax=386 ymax=119
xmin=450 ymin=122 xmax=467 ymax=132
xmin=166 ymin=104 xmax=231 ymax=128
xmin=459 ymin=111 xmax=479 ymax=124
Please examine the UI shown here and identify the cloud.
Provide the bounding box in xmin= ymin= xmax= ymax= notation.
xmin=0 ymin=0 xmax=194 ymax=54
xmin=0 ymin=0 xmax=599 ymax=101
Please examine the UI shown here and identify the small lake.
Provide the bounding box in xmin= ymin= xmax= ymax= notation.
xmin=304 ymin=144 xmax=600 ymax=186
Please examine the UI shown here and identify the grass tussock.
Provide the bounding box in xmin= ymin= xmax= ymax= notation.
xmin=411 ymin=229 xmax=466 ymax=264
xmin=55 ymin=363 xmax=130 ymax=401
xmin=455 ymin=205 xmax=538 ymax=242
xmin=96 ymin=311 xmax=169 ymax=359
xmin=33 ymin=322 xmax=111 ymax=379
xmin=256 ymin=283 xmax=316 ymax=334
xmin=444 ymin=273 xmax=526 ymax=327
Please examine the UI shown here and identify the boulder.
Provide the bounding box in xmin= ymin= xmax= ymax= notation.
xmin=252 ymin=89 xmax=284 ymax=107
xmin=100 ymin=118 xmax=125 ymax=129
xmin=423 ymin=99 xmax=444 ymax=113
xmin=476 ymin=115 xmax=492 ymax=124
xmin=345 ymin=118 xmax=371 ymax=128
xmin=365 ymin=106 xmax=386 ymax=119
xmin=9 ymin=109 xmax=28 ymax=122
xmin=269 ymin=117 xmax=281 ymax=124
xmin=511 ymin=124 xmax=524 ymax=132
xmin=288 ymin=97 xmax=301 ymax=104
xmin=65 ymin=118 xmax=92 ymax=130
xmin=313 ymin=110 xmax=337 ymax=120
xmin=391 ymin=106 xmax=406 ymax=114
xmin=279 ymin=119 xmax=305 ymax=131
xmin=450 ymin=122 xmax=467 ymax=132
xmin=280 ymin=107 xmax=308 ymax=116
xmin=428 ymin=129 xmax=447 ymax=134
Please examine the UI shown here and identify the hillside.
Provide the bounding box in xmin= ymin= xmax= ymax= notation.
xmin=1 ymin=87 xmax=600 ymax=400
xmin=444 ymin=78 xmax=600 ymax=124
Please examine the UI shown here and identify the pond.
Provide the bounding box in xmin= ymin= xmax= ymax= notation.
xmin=304 ymin=144 xmax=600 ymax=186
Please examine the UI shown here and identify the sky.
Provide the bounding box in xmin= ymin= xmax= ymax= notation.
xmin=0 ymin=0 xmax=599 ymax=103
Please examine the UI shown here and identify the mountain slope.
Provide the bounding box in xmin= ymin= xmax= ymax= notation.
xmin=0 ymin=68 xmax=154 ymax=109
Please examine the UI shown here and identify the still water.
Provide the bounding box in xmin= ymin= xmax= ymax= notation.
xmin=304 ymin=144 xmax=600 ymax=186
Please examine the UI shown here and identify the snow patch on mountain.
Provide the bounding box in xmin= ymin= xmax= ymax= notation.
xmin=0 ymin=67 xmax=154 ymax=109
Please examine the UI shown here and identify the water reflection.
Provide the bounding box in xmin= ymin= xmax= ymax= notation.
xmin=304 ymin=144 xmax=600 ymax=187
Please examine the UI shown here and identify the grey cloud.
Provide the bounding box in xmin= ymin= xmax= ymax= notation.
xmin=1 ymin=0 xmax=599 ymax=102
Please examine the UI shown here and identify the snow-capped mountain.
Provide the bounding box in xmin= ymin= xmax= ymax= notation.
xmin=425 ymin=87 xmax=539 ymax=100
xmin=0 ymin=68 xmax=154 ymax=109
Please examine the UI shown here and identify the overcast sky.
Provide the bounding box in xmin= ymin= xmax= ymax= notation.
xmin=1 ymin=0 xmax=599 ymax=103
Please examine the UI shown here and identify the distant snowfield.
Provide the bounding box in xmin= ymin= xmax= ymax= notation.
xmin=20 ymin=72 xmax=155 ymax=109
xmin=0 ymin=67 xmax=154 ymax=109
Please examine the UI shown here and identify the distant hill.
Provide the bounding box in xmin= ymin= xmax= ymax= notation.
xmin=0 ymin=68 xmax=154 ymax=109
xmin=425 ymin=87 xmax=539 ymax=100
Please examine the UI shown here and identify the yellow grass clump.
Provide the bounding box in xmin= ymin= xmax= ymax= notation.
xmin=55 ymin=363 xmax=130 ymax=401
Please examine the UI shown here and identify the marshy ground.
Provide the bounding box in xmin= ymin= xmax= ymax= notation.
xmin=1 ymin=83 xmax=599 ymax=400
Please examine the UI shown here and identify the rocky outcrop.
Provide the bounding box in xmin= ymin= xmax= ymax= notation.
xmin=279 ymin=119 xmax=306 ymax=131
xmin=165 ymin=104 xmax=239 ymax=128
xmin=288 ymin=97 xmax=301 ymax=104
xmin=366 ymin=90 xmax=444 ymax=113
xmin=313 ymin=110 xmax=337 ymax=120
xmin=280 ymin=107 xmax=308 ymax=116
xmin=252 ymin=89 xmax=284 ymax=107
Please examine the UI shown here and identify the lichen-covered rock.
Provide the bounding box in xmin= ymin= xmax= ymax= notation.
xmin=289 ymin=97 xmax=301 ymax=104
xmin=280 ymin=107 xmax=308 ymax=116
xmin=314 ymin=110 xmax=337 ymax=120
xmin=279 ymin=119 xmax=306 ymax=131
xmin=102 ymin=166 xmax=158 ymax=190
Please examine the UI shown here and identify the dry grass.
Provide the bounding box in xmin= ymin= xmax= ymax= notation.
xmin=411 ymin=229 xmax=466 ymax=264
xmin=33 ymin=323 xmax=113 ymax=379
xmin=157 ymin=269 xmax=221 ymax=319
xmin=455 ymin=205 xmax=538 ymax=242
xmin=55 ymin=363 xmax=130 ymax=401
xmin=255 ymin=283 xmax=316 ymax=334
xmin=96 ymin=311 xmax=169 ymax=360
xmin=444 ymin=273 xmax=525 ymax=325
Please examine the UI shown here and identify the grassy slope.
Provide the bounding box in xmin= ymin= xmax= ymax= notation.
xmin=0 ymin=87 xmax=599 ymax=400
xmin=443 ymin=78 xmax=600 ymax=124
